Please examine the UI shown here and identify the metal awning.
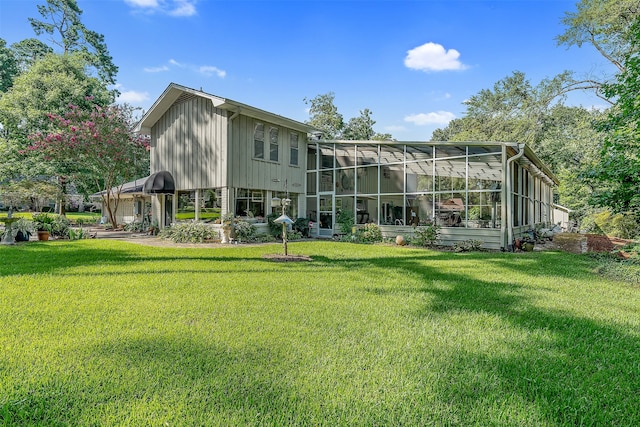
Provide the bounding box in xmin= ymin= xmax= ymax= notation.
xmin=143 ymin=171 xmax=175 ymax=194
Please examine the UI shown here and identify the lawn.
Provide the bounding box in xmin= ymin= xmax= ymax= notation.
xmin=1 ymin=240 xmax=638 ymax=425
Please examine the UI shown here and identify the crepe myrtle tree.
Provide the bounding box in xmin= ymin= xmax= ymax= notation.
xmin=26 ymin=101 xmax=149 ymax=228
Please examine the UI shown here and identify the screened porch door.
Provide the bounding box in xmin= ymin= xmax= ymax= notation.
xmin=318 ymin=192 xmax=334 ymax=238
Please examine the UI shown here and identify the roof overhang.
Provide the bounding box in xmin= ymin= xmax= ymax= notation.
xmin=134 ymin=83 xmax=317 ymax=135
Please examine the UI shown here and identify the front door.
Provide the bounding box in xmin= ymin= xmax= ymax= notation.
xmin=318 ymin=192 xmax=334 ymax=237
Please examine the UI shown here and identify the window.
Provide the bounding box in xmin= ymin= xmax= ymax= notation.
xmin=254 ymin=123 xmax=264 ymax=159
xmin=290 ymin=133 xmax=299 ymax=166
xmin=235 ymin=188 xmax=265 ymax=217
xmin=269 ymin=127 xmax=279 ymax=162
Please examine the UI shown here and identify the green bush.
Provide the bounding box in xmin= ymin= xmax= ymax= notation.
xmin=159 ymin=221 xmax=218 ymax=243
xmin=581 ymin=210 xmax=640 ymax=239
xmin=234 ymin=220 xmax=256 ymax=242
xmin=336 ymin=210 xmax=355 ymax=235
xmin=453 ymin=239 xmax=483 ymax=252
xmin=52 ymin=215 xmax=70 ymax=238
xmin=413 ymin=223 xmax=441 ymax=247
xmin=356 ymin=223 xmax=382 ymax=243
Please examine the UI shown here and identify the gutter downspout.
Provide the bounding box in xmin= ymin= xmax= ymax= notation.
xmin=506 ymin=143 xmax=525 ymax=251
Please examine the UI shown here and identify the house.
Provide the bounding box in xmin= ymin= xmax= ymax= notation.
xmin=90 ymin=176 xmax=152 ymax=225
xmin=134 ymin=83 xmax=559 ymax=250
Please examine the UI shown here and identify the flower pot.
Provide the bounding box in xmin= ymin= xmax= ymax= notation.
xmin=37 ymin=231 xmax=50 ymax=241
xmin=16 ymin=231 xmax=31 ymax=242
xmin=523 ymin=242 xmax=535 ymax=252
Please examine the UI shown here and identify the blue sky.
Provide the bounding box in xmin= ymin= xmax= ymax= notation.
xmin=1 ymin=0 xmax=613 ymax=140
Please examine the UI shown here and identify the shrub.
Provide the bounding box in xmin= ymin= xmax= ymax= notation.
xmin=293 ymin=218 xmax=311 ymax=237
xmin=51 ymin=215 xmax=70 ymax=238
xmin=413 ymin=223 xmax=441 ymax=247
xmin=159 ymin=221 xmax=217 ymax=243
xmin=356 ymin=223 xmax=382 ymax=243
xmin=453 ymin=239 xmax=483 ymax=252
xmin=287 ymin=231 xmax=303 ymax=241
xmin=336 ymin=210 xmax=355 ymax=235
xmin=234 ymin=220 xmax=256 ymax=242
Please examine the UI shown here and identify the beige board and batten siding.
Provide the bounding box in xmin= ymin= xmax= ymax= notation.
xmin=151 ymin=95 xmax=227 ymax=191
xmin=227 ymin=113 xmax=306 ymax=192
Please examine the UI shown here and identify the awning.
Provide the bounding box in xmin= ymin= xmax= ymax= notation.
xmin=143 ymin=171 xmax=175 ymax=194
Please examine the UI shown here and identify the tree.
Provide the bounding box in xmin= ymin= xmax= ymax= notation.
xmin=305 ymin=93 xmax=393 ymax=141
xmin=304 ymin=92 xmax=344 ymax=139
xmin=556 ymin=0 xmax=640 ymax=102
xmin=0 ymin=39 xmax=19 ymax=93
xmin=587 ymin=17 xmax=640 ymax=216
xmin=0 ymin=52 xmax=112 ymax=181
xmin=10 ymin=38 xmax=53 ymax=71
xmin=26 ymin=103 xmax=150 ymax=227
xmin=29 ymin=0 xmax=118 ymax=88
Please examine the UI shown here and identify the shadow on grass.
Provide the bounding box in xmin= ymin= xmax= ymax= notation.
xmin=1 ymin=335 xmax=301 ymax=425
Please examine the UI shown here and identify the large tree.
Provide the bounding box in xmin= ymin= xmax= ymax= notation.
xmin=29 ymin=0 xmax=118 ymax=88
xmin=0 ymin=52 xmax=112 ymax=181
xmin=10 ymin=38 xmax=53 ymax=72
xmin=305 ymin=93 xmax=393 ymax=141
xmin=27 ymin=103 xmax=149 ymax=227
xmin=586 ymin=17 xmax=640 ymax=216
xmin=0 ymin=39 xmax=19 ymax=93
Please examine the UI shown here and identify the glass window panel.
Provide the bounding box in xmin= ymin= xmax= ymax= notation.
xmin=254 ymin=123 xmax=264 ymax=159
xmin=355 ymin=166 xmax=378 ymax=194
xmin=269 ymin=127 xmax=279 ymax=162
xmin=306 ymin=172 xmax=317 ymax=195
xmin=406 ymin=161 xmax=433 ymax=192
xmin=319 ymin=170 xmax=333 ymax=192
xmin=306 ymin=197 xmax=317 ymax=222
xmin=405 ymin=145 xmax=433 ymax=162
xmin=290 ymin=133 xmax=299 ymax=166
xmin=176 ymin=190 xmax=195 ymax=221
xmin=380 ymin=164 xmax=404 ymax=194
xmin=379 ymin=145 xmax=405 ymax=165
xmin=336 ymin=169 xmax=355 ymax=195
xmin=336 ymin=195 xmax=355 ymax=223
xmin=466 ymin=190 xmax=500 ymax=228
xmin=414 ymin=194 xmax=434 ymax=225
xmin=320 ymin=144 xmax=334 ymax=169
xmin=468 ymin=154 xmax=502 ymax=186
xmin=335 ymin=144 xmax=355 ymax=167
xmin=235 ymin=189 xmax=265 ymax=217
xmin=435 ymin=158 xmax=467 ymax=192
xmin=307 ymin=145 xmax=317 ymax=170
xmin=380 ymin=195 xmax=405 ymax=225
xmin=435 ymin=192 xmax=465 ymax=227
xmin=357 ymin=144 xmax=378 ymax=166
xmin=356 ymin=197 xmax=376 ymax=224
xmin=435 ymin=145 xmax=466 ymax=158
xmin=468 ymin=145 xmax=502 ymax=155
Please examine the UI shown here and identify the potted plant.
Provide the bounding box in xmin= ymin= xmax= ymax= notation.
xmin=13 ymin=217 xmax=35 ymax=242
xmin=33 ymin=213 xmax=54 ymax=241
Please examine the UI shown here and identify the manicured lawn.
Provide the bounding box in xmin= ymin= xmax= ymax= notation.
xmin=1 ymin=240 xmax=638 ymax=425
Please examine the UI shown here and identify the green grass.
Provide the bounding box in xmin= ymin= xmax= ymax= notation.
xmin=1 ymin=241 xmax=638 ymax=426
xmin=0 ymin=211 xmax=101 ymax=224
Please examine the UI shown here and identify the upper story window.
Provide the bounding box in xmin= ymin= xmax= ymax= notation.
xmin=254 ymin=123 xmax=265 ymax=159
xmin=269 ymin=127 xmax=279 ymax=162
xmin=290 ymin=133 xmax=299 ymax=166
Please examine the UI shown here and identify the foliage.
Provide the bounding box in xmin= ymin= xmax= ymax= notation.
xmin=12 ymin=217 xmax=35 ymax=236
xmin=413 ymin=223 xmax=441 ymax=247
xmin=304 ymin=92 xmax=393 ymax=140
xmin=266 ymin=213 xmax=282 ymax=238
xmin=335 ymin=209 xmax=355 ymax=235
xmin=287 ymin=230 xmax=303 ymax=241
xmin=51 ymin=214 xmax=70 ymax=238
xmin=123 ymin=220 xmax=148 ymax=233
xmin=0 ymin=39 xmax=19 ymax=92
xmin=29 ymin=0 xmax=118 ymax=88
xmin=293 ymin=217 xmax=310 ymax=237
xmin=0 ymin=52 xmax=112 ymax=182
xmin=581 ymin=210 xmax=640 ymax=239
xmin=32 ymin=212 xmax=54 ymax=232
xmin=587 ymin=18 xmax=640 ymax=218
xmin=9 ymin=38 xmax=53 ymax=72
xmin=453 ymin=239 xmax=484 ymax=252
xmin=26 ymin=102 xmax=150 ymax=227
xmin=233 ymin=220 xmax=256 ymax=242
xmin=0 ymin=179 xmax=59 ymax=211
xmin=159 ymin=221 xmax=217 ymax=243
xmin=355 ymin=222 xmax=383 ymax=243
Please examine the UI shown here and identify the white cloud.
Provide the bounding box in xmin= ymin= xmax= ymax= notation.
xmin=199 ymin=65 xmax=226 ymax=78
xmin=145 ymin=59 xmax=226 ymax=78
xmin=117 ymin=90 xmax=150 ymax=104
xmin=143 ymin=65 xmax=169 ymax=72
xmin=169 ymin=0 xmax=197 ymax=16
xmin=124 ymin=0 xmax=197 ymax=17
xmin=404 ymin=111 xmax=456 ymax=126
xmin=404 ymin=42 xmax=467 ymax=72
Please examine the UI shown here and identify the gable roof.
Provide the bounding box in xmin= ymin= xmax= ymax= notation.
xmin=135 ymin=83 xmax=317 ymax=135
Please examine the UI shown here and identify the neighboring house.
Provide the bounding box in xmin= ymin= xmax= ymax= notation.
xmin=90 ymin=176 xmax=152 ymax=226
xmin=134 ymin=83 xmax=559 ymax=250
